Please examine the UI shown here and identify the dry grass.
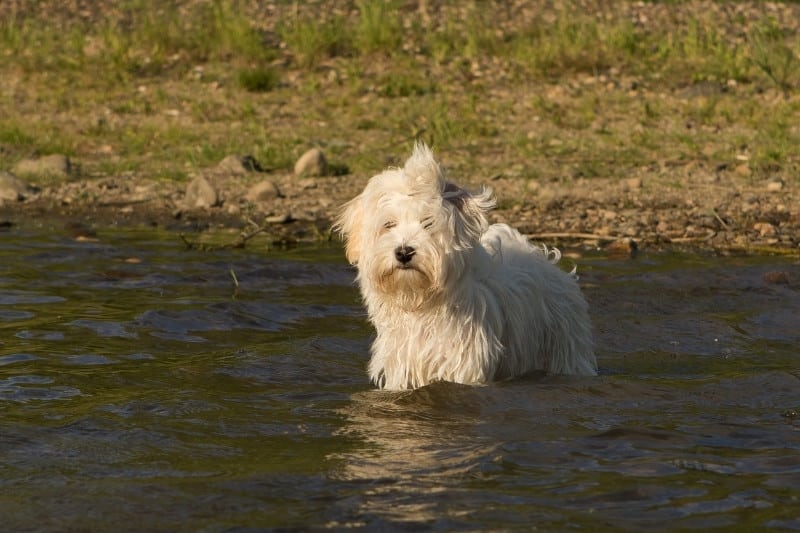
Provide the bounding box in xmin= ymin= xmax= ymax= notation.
xmin=1 ymin=0 xmax=799 ymax=185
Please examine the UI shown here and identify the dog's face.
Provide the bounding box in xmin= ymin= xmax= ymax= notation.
xmin=335 ymin=144 xmax=494 ymax=310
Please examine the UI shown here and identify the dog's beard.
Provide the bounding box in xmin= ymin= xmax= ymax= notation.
xmin=364 ymin=244 xmax=444 ymax=311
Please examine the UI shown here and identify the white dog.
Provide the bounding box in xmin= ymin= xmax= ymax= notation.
xmin=336 ymin=143 xmax=596 ymax=390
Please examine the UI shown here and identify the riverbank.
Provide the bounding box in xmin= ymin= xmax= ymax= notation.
xmin=1 ymin=0 xmax=798 ymax=254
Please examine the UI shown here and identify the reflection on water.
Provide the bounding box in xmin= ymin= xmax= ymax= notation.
xmin=0 ymin=228 xmax=798 ymax=530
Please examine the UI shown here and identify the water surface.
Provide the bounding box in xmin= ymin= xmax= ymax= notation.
xmin=1 ymin=228 xmax=798 ymax=530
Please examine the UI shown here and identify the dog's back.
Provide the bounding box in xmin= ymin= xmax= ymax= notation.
xmin=480 ymin=223 xmax=597 ymax=377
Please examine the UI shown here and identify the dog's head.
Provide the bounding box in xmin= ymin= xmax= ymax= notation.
xmin=335 ymin=143 xmax=495 ymax=309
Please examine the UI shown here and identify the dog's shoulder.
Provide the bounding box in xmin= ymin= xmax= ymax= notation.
xmin=481 ymin=223 xmax=537 ymax=256
xmin=481 ymin=223 xmax=565 ymax=266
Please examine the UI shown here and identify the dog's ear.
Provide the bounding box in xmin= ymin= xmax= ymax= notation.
xmin=333 ymin=195 xmax=363 ymax=265
xmin=443 ymin=183 xmax=495 ymax=244
xmin=404 ymin=142 xmax=444 ymax=193
xmin=443 ymin=182 xmax=495 ymax=215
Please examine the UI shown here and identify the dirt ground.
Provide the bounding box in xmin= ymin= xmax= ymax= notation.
xmin=2 ymin=156 xmax=796 ymax=257
xmin=1 ymin=1 xmax=798 ymax=256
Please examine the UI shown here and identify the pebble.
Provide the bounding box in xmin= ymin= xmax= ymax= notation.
xmin=245 ymin=180 xmax=283 ymax=202
xmin=600 ymin=209 xmax=618 ymax=221
xmin=766 ymin=180 xmax=783 ymax=192
xmin=753 ymin=222 xmax=777 ymax=237
xmin=184 ymin=175 xmax=219 ymax=208
xmin=12 ymin=154 xmax=71 ymax=179
xmin=624 ymin=177 xmax=643 ymax=190
xmin=734 ymin=164 xmax=752 ymax=178
xmin=265 ymin=213 xmax=293 ymax=224
xmin=294 ymin=148 xmax=327 ymax=177
xmin=298 ymin=178 xmax=318 ymax=190
xmin=605 ymin=238 xmax=638 ymax=259
xmin=216 ymin=154 xmax=263 ymax=175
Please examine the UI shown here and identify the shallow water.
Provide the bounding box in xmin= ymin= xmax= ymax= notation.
xmin=1 ymin=228 xmax=798 ymax=531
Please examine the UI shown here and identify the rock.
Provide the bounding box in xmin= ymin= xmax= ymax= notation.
xmin=65 ymin=221 xmax=97 ymax=241
xmin=624 ymin=177 xmax=643 ymax=190
xmin=265 ymin=213 xmax=293 ymax=224
xmin=623 ymin=225 xmax=638 ymax=237
xmin=245 ymin=180 xmax=282 ymax=202
xmin=184 ymin=175 xmax=219 ymax=208
xmin=294 ymin=148 xmax=327 ymax=177
xmin=0 ymin=171 xmax=32 ymax=202
xmin=753 ymin=222 xmax=777 ymax=237
xmin=12 ymin=154 xmax=71 ymax=179
xmin=298 ymin=178 xmax=318 ymax=190
xmin=599 ymin=209 xmax=618 ymax=221
xmin=605 ymin=238 xmax=638 ymax=259
xmin=734 ymin=163 xmax=752 ymax=178
xmin=766 ymin=180 xmax=784 ymax=192
xmin=216 ymin=154 xmax=263 ymax=175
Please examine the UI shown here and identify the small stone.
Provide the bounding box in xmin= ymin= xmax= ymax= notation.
xmin=753 ymin=222 xmax=777 ymax=237
xmin=294 ymin=148 xmax=327 ymax=177
xmin=216 ymin=154 xmax=263 ymax=175
xmin=623 ymin=225 xmax=638 ymax=237
xmin=624 ymin=177 xmax=643 ymax=190
xmin=184 ymin=175 xmax=219 ymax=208
xmin=766 ymin=180 xmax=784 ymax=192
xmin=12 ymin=154 xmax=71 ymax=179
xmin=600 ymin=209 xmax=618 ymax=221
xmin=245 ymin=180 xmax=282 ymax=202
xmin=265 ymin=213 xmax=293 ymax=224
xmin=0 ymin=171 xmax=32 ymax=202
xmin=605 ymin=238 xmax=638 ymax=259
xmin=298 ymin=178 xmax=318 ymax=190
xmin=65 ymin=221 xmax=97 ymax=240
xmin=734 ymin=163 xmax=751 ymax=178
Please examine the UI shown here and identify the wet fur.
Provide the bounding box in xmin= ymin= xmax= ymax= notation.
xmin=335 ymin=143 xmax=596 ymax=390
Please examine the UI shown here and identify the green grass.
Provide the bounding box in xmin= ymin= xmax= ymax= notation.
xmin=354 ymin=0 xmax=403 ymax=54
xmin=1 ymin=0 xmax=798 ymax=184
xmin=237 ymin=68 xmax=280 ymax=93
xmin=3 ymin=2 xmax=798 ymax=87
xmin=278 ymin=13 xmax=352 ymax=67
xmin=1 ymin=0 xmax=271 ymax=78
xmin=749 ymin=17 xmax=800 ymax=94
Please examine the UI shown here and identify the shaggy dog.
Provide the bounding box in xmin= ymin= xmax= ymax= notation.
xmin=336 ymin=143 xmax=596 ymax=390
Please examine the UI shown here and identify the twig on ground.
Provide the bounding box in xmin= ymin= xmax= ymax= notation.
xmin=179 ymin=221 xmax=271 ymax=251
xmin=527 ymin=232 xmax=620 ymax=242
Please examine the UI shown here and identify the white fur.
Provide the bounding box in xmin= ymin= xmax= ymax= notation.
xmin=335 ymin=143 xmax=596 ymax=390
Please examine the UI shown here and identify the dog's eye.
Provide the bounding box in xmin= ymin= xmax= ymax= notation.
xmin=421 ymin=218 xmax=434 ymax=230
xmin=383 ymin=221 xmax=396 ymax=230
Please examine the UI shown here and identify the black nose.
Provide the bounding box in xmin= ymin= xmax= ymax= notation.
xmin=394 ymin=245 xmax=415 ymax=264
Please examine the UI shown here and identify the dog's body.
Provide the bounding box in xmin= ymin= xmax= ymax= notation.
xmin=336 ymin=143 xmax=596 ymax=390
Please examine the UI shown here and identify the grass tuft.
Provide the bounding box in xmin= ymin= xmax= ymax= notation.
xmin=279 ymin=13 xmax=351 ymax=67
xmin=237 ymin=68 xmax=280 ymax=92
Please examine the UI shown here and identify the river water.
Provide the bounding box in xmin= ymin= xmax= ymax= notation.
xmin=1 ymin=228 xmax=798 ymax=531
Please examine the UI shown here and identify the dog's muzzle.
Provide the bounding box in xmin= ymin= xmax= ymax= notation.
xmin=394 ymin=245 xmax=416 ymax=265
